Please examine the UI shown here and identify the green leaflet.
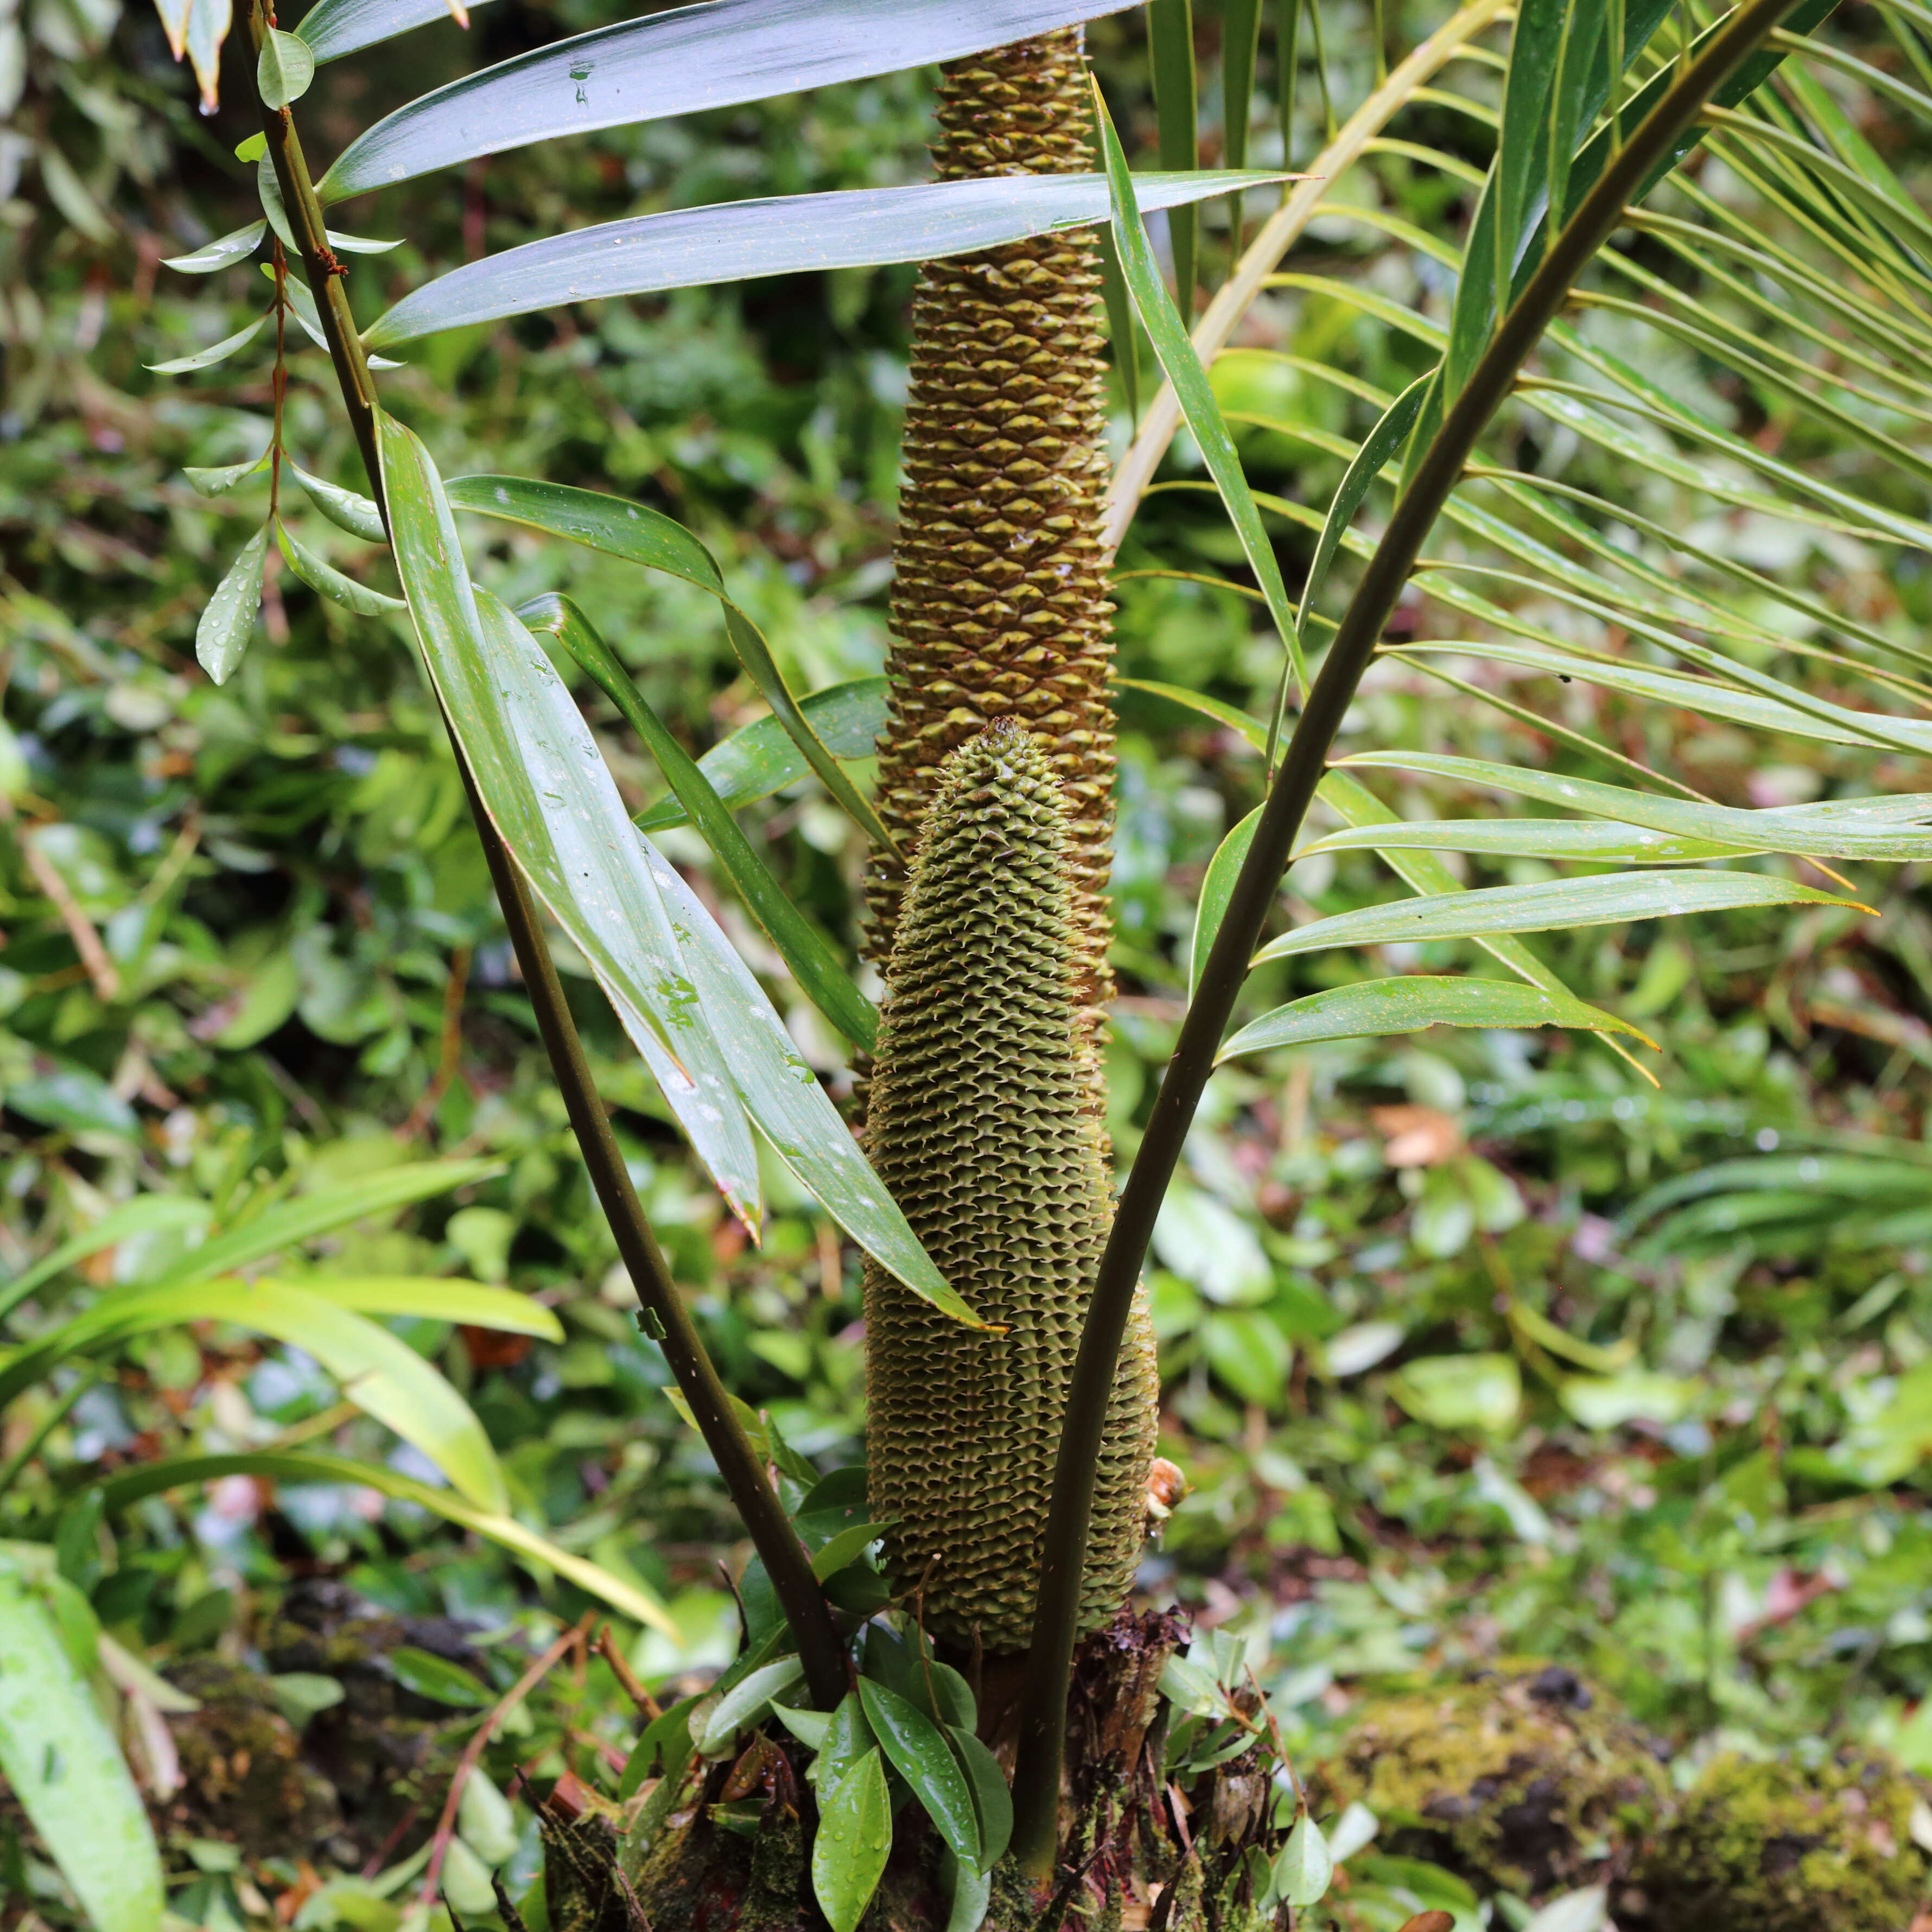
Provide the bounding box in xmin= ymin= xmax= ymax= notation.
xmin=1094 ymin=95 xmax=1306 ymax=692
xmin=0 ymin=1278 xmax=510 ymax=1512
xmin=194 ymin=521 xmax=270 ymax=684
xmin=276 ymin=520 xmax=405 ymax=615
xmin=96 ymin=1451 xmax=680 ymax=1635
xmin=380 ymin=414 xmax=762 ymax=1226
xmin=632 ymin=677 xmax=887 ymax=831
xmin=147 ymin=312 xmax=269 ymax=374
xmin=0 ymin=1566 xmax=163 ymax=1932
xmin=256 ymin=26 xmax=315 ymax=108
xmin=445 ymin=476 xmax=894 ymax=854
xmin=1332 ymin=751 xmax=1932 ymax=861
xmin=1191 ymin=808 xmax=1261 ymax=997
xmin=1217 ymin=976 xmax=1650 ymax=1064
xmin=313 ymin=0 xmax=1144 ymax=183
xmin=363 ymin=174 xmax=1283 ymax=345
xmin=521 ymin=594 xmax=877 ymax=1052
xmin=1254 ymin=870 xmax=1869 ymax=964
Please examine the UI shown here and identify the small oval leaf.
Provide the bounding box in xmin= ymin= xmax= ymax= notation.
xmin=195 ymin=522 xmax=271 ymax=684
xmin=811 ymin=1748 xmax=891 ymax=1932
xmin=1275 ymin=1813 xmax=1333 ymax=1909
xmin=857 ymin=1679 xmax=979 ymax=1869
xmin=257 ymin=25 xmax=316 ymax=107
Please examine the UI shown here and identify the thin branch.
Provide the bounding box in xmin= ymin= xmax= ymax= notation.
xmin=1009 ymin=0 xmax=1810 ymax=1876
xmin=243 ymin=0 xmax=848 ymax=1713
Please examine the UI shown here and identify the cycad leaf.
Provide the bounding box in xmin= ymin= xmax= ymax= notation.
xmin=445 ymin=476 xmax=892 ymax=851
xmin=633 ymin=677 xmax=887 ymax=831
xmin=1332 ymin=753 xmax=1932 ymax=861
xmin=0 ymin=1195 xmax=211 ymax=1324
xmin=0 ymin=1280 xmax=509 ymax=1512
xmin=1254 ymin=870 xmax=1868 ymax=964
xmin=640 ymin=851 xmax=977 ymax=1327
xmin=363 ymin=172 xmax=1284 ymax=346
xmin=284 ymin=1274 xmax=564 ymax=1338
xmin=1218 ymin=975 xmax=1648 ymax=1063
xmin=522 ymin=593 xmax=878 ymax=1052
xmin=379 ymin=414 xmax=762 ymax=1227
xmin=0 ymin=1565 xmax=163 ymax=1932
xmin=1094 ymin=97 xmax=1305 ymax=688
xmin=96 ymin=1451 xmax=679 ymax=1635
xmin=315 ymin=0 xmax=1139 ymax=188
xmin=146 ymin=1159 xmax=499 ymax=1292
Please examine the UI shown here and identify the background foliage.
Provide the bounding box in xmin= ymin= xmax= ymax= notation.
xmin=7 ymin=0 xmax=1932 ymax=1924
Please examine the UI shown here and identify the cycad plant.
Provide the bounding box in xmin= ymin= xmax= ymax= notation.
xmin=116 ymin=0 xmax=1932 ymax=1922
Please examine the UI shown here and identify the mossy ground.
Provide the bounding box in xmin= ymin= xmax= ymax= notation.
xmin=1634 ymin=1749 xmax=1932 ymax=1932
xmin=1313 ymin=1666 xmax=1669 ymax=1902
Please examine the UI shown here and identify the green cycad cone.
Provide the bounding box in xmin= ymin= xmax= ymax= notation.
xmin=862 ymin=722 xmax=1158 ymax=1652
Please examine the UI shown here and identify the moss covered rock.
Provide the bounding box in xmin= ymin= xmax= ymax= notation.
xmin=1636 ymin=1749 xmax=1931 ymax=1932
xmin=1313 ymin=1666 xmax=1669 ymax=1901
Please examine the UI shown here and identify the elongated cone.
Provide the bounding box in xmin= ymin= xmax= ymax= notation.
xmin=866 ymin=29 xmax=1117 ymax=1029
xmin=863 ymin=724 xmax=1158 ymax=1651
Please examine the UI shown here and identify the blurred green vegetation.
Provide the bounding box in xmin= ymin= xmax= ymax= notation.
xmin=6 ymin=0 xmax=1932 ymax=1925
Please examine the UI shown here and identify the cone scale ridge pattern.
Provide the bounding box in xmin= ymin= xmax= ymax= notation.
xmin=867 ymin=29 xmax=1118 ymax=1024
xmin=862 ymin=726 xmax=1157 ymax=1653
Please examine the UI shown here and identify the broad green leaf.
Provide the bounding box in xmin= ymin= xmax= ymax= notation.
xmin=696 ymin=1656 xmax=807 ymax=1755
xmin=857 ymin=1679 xmax=979 ymax=1869
xmin=1302 ymin=818 xmax=1748 ymax=863
xmin=1389 ymin=1352 xmax=1522 ymax=1432
xmin=164 ymin=220 xmax=266 ymax=272
xmin=148 ymin=310 xmax=268 ymax=374
xmin=290 ymin=1274 xmax=563 ymax=1339
xmin=1191 ymin=808 xmax=1260 ymax=999
xmin=812 ymin=1748 xmax=892 ymax=1932
xmin=942 ymin=1850 xmax=992 ymax=1932
xmin=145 ymin=1159 xmax=498 ymax=1292
xmin=1558 ymin=1372 xmax=1699 ymax=1429
xmin=276 ymin=520 xmax=405 ymax=615
xmin=378 ymin=414 xmax=761 ymax=1226
xmin=1253 ymin=871 xmax=1868 ymax=964
xmin=808 ymin=1520 xmax=889 ymax=1581
xmin=0 ymin=1569 xmax=163 ymax=1932
xmin=946 ymin=1726 xmax=1012 ymax=1872
xmin=1275 ymin=1813 xmax=1334 ymax=1909
xmin=194 ymin=521 xmax=270 ymax=684
xmin=633 ymin=677 xmax=887 ymax=831
xmin=0 ymin=1194 xmax=211 ymax=1325
xmin=292 ymin=461 xmax=386 ymax=541
xmin=444 ymin=479 xmax=889 ymax=851
xmin=1094 ymin=98 xmax=1305 ymax=691
xmin=527 ymin=601 xmax=876 ymax=1054
xmin=315 ymin=0 xmax=1143 ymax=186
xmin=772 ymin=1704 xmax=833 ymax=1750
xmin=96 ymin=1451 xmax=679 ymax=1636
xmin=256 ymin=25 xmax=315 ymax=106
xmin=641 ymin=851 xmax=976 ymax=1326
xmin=812 ymin=1690 xmax=876 ymax=1791
xmin=0 ymin=1279 xmax=509 ymax=1512
xmin=1148 ymin=0 xmax=1199 ymax=308
xmin=184 ymin=452 xmax=269 ymax=495
xmin=1333 ymin=752 xmax=1932 ymax=861
xmin=389 ymin=1645 xmax=492 ymax=1707
xmin=1218 ymin=976 xmax=1648 ymax=1064
xmin=363 ymin=173 xmax=1284 ymax=346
